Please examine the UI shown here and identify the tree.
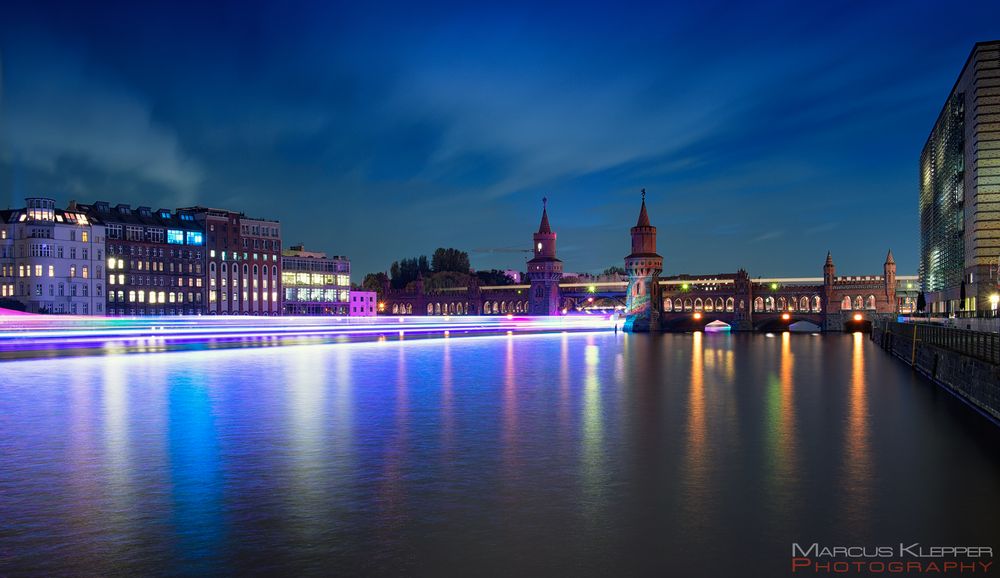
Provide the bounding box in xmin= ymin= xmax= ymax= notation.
xmin=602 ymin=266 xmax=626 ymax=277
xmin=425 ymin=271 xmax=471 ymax=290
xmin=361 ymin=272 xmax=389 ymax=300
xmin=431 ymin=248 xmax=470 ymax=274
xmin=475 ymin=269 xmax=515 ymax=286
xmin=916 ymin=292 xmax=926 ymax=313
xmin=389 ymin=256 xmax=431 ymax=289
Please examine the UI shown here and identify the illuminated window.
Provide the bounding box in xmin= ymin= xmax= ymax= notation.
xmin=82 ymin=231 xmax=88 ymax=243
xmin=185 ymin=231 xmax=204 ymax=245
xmin=48 ymin=265 xmax=54 ymax=277
xmin=167 ymin=230 xmax=184 ymax=244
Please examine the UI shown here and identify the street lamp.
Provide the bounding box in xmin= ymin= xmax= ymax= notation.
xmin=853 ymin=313 xmax=863 ymax=322
xmin=781 ymin=313 xmax=790 ymax=321
xmin=693 ymin=312 xmax=702 ymax=320
xmin=990 ymin=293 xmax=999 ymax=310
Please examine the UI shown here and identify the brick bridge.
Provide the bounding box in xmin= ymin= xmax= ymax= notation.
xmin=380 ymin=193 xmax=918 ymax=332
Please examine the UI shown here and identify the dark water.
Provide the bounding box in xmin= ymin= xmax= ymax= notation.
xmin=1 ymin=332 xmax=998 ymax=577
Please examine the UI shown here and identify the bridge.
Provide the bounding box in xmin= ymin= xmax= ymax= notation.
xmin=380 ymin=193 xmax=919 ymax=332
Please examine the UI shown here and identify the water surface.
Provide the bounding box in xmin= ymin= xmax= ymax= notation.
xmin=1 ymin=332 xmax=998 ymax=576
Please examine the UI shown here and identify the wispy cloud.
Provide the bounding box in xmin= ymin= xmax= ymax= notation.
xmin=0 ymin=40 xmax=202 ymax=203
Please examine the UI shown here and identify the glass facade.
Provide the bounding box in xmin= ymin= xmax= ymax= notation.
xmin=281 ymin=247 xmax=351 ymax=315
xmin=920 ymin=41 xmax=1000 ymax=312
xmin=919 ymin=93 xmax=965 ymax=294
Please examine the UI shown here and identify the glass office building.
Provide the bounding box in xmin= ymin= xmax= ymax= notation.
xmin=281 ymin=245 xmax=351 ymax=315
xmin=920 ymin=40 xmax=1000 ymax=313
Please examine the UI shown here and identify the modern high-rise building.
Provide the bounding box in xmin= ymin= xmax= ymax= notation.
xmin=920 ymin=40 xmax=1000 ymax=313
xmin=281 ymin=244 xmax=350 ymax=315
xmin=0 ymin=198 xmax=107 ymax=315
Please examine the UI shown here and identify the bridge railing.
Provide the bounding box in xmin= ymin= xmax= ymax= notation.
xmin=881 ymin=320 xmax=1000 ymax=365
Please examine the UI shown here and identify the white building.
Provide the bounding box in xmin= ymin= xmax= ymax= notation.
xmin=0 ymin=198 xmax=107 ymax=315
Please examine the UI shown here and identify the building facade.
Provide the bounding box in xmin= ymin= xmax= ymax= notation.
xmin=181 ymin=207 xmax=282 ymax=315
xmin=0 ymin=198 xmax=107 ymax=315
xmin=281 ymin=244 xmax=350 ymax=315
xmin=920 ymin=40 xmax=1000 ymax=313
xmin=73 ymin=201 xmax=205 ymax=316
xmin=349 ymin=291 xmax=377 ymax=316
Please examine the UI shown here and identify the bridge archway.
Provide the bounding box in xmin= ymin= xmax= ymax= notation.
xmin=754 ymin=315 xmax=823 ymax=332
xmin=662 ymin=315 xmax=735 ymax=332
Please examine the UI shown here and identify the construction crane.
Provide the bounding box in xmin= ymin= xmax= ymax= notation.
xmin=471 ymin=246 xmax=532 ymax=255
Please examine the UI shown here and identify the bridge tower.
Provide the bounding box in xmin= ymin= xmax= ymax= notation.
xmin=884 ymin=249 xmax=896 ymax=310
xmin=624 ymin=189 xmax=663 ymax=332
xmin=822 ymin=251 xmax=837 ymax=331
xmin=526 ymin=198 xmax=563 ymax=315
xmin=823 ymin=251 xmax=836 ymax=302
xmin=732 ymin=268 xmax=753 ymax=331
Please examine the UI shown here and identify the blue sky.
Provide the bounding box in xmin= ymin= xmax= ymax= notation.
xmin=1 ymin=0 xmax=998 ymax=277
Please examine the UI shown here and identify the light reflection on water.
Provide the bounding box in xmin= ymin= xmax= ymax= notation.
xmin=1 ymin=332 xmax=999 ymax=577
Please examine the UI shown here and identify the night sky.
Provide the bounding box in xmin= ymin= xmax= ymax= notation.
xmin=2 ymin=1 xmax=998 ymax=278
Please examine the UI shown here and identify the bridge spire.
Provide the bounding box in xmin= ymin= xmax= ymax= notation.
xmin=885 ymin=249 xmax=894 ymax=264
xmin=636 ymin=188 xmax=651 ymax=228
xmin=538 ymin=197 xmax=551 ymax=234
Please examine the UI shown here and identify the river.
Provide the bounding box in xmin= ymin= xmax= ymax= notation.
xmin=1 ymin=331 xmax=998 ymax=576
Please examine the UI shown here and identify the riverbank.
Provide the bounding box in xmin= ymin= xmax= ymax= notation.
xmin=873 ymin=321 xmax=1000 ymax=424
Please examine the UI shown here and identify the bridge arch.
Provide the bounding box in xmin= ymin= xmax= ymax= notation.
xmin=726 ymin=297 xmax=734 ymax=312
